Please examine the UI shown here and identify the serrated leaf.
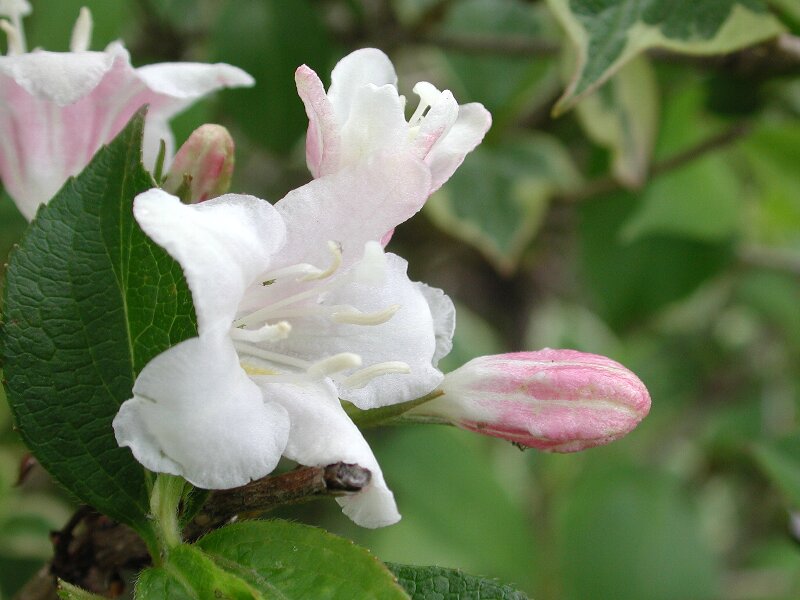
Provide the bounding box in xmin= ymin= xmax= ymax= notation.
xmin=137 ymin=545 xmax=262 ymax=599
xmin=751 ymin=436 xmax=800 ymax=508
xmin=1 ymin=109 xmax=197 ymax=532
xmin=575 ymin=56 xmax=659 ymax=187
xmin=388 ymin=564 xmax=529 ymax=600
xmin=547 ymin=0 xmax=784 ymax=114
xmin=621 ymin=86 xmax=742 ymax=243
xmin=195 ymin=520 xmax=409 ymax=599
xmin=425 ymin=134 xmax=581 ymax=274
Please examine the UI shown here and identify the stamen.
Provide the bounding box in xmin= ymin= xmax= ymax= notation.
xmin=307 ymin=353 xmax=362 ymax=378
xmin=0 ymin=0 xmax=29 ymax=54
xmin=0 ymin=19 xmax=23 ymax=55
xmin=301 ymin=241 xmax=342 ymax=281
xmin=69 ymin=7 xmax=93 ymax=52
xmin=352 ymin=241 xmax=387 ymax=285
xmin=230 ymin=321 xmax=291 ymax=343
xmin=241 ymin=363 xmax=279 ymax=377
xmin=333 ymin=304 xmax=400 ymax=325
xmin=342 ymin=361 xmax=411 ymax=389
xmin=259 ymin=262 xmax=324 ymax=283
xmin=234 ymin=342 xmax=310 ymax=370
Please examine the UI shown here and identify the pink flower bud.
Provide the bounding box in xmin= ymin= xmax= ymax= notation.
xmin=163 ymin=124 xmax=235 ymax=203
xmin=412 ymin=349 xmax=651 ymax=452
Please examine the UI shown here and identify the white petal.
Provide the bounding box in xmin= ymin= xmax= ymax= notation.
xmin=327 ymin=48 xmax=397 ymax=127
xmin=259 ymin=378 xmax=400 ymax=528
xmin=0 ymin=49 xmax=117 ymax=105
xmin=416 ymin=282 xmax=455 ymax=366
xmin=113 ymin=336 xmax=290 ymax=489
xmin=426 ymin=102 xmax=491 ymax=193
xmin=338 ymin=83 xmax=409 ymax=169
xmin=133 ymin=189 xmax=286 ymax=336
xmin=412 ymin=89 xmax=459 ymax=160
xmin=136 ymin=61 xmax=254 ymax=100
xmin=274 ymin=153 xmax=430 ymax=270
xmin=295 ymin=64 xmax=340 ymax=178
xmin=269 ymin=253 xmax=445 ymax=409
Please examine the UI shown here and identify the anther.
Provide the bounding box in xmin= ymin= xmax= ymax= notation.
xmin=69 ymin=7 xmax=93 ymax=52
xmin=0 ymin=19 xmax=23 ymax=55
xmin=342 ymin=362 xmax=411 ymax=389
xmin=333 ymin=304 xmax=400 ymax=325
xmin=301 ymin=241 xmax=342 ymax=281
xmin=307 ymin=353 xmax=362 ymax=378
xmin=230 ymin=321 xmax=291 ymax=343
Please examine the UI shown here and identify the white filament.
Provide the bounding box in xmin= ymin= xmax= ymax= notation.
xmin=343 ymin=362 xmax=411 ymax=389
xmin=69 ymin=7 xmax=93 ymax=52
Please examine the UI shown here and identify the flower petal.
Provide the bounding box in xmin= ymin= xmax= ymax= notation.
xmin=327 ymin=48 xmax=397 ymax=127
xmin=135 ymin=60 xmax=254 ymax=101
xmin=426 ymin=102 xmax=492 ymax=193
xmin=274 ymin=153 xmax=430 ymax=270
xmin=133 ymin=189 xmax=286 ymax=336
xmin=338 ymin=83 xmax=408 ymax=169
xmin=268 ymin=252 xmax=446 ymax=409
xmin=113 ymin=336 xmax=290 ymax=489
xmin=295 ymin=64 xmax=340 ymax=178
xmin=258 ymin=378 xmax=400 ymax=528
xmin=412 ymin=86 xmax=459 ymax=160
xmin=0 ymin=49 xmax=116 ymax=105
xmin=416 ymin=282 xmax=455 ymax=366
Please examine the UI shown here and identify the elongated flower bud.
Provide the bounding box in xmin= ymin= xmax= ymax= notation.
xmin=411 ymin=349 xmax=651 ymax=452
xmin=163 ymin=124 xmax=235 ymax=203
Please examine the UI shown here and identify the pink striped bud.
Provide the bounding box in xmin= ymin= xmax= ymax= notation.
xmin=412 ymin=349 xmax=651 ymax=452
xmin=163 ymin=124 xmax=235 ymax=203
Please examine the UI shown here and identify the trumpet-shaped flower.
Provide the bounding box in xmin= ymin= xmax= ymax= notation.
xmin=0 ymin=6 xmax=253 ymax=219
xmin=295 ymin=48 xmax=491 ymax=195
xmin=113 ymin=153 xmax=455 ymax=528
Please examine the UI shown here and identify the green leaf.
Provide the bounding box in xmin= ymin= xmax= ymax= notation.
xmin=741 ymin=122 xmax=800 ymax=248
xmin=547 ymin=0 xmax=784 ymax=114
xmin=137 ymin=545 xmax=262 ymax=599
xmin=574 ymin=56 xmax=659 ymax=187
xmin=1 ymin=109 xmax=197 ymax=532
xmin=425 ymin=134 xmax=582 ymax=274
xmin=751 ymin=436 xmax=800 ymax=508
xmin=388 ymin=564 xmax=529 ymax=600
xmin=213 ymin=0 xmax=340 ymax=153
xmin=558 ymin=466 xmax=720 ymax=600
xmin=196 ymin=520 xmax=409 ymax=599
xmin=578 ymin=191 xmax=732 ymax=328
xmin=621 ymin=86 xmax=742 ymax=243
xmin=440 ymin=0 xmax=561 ymax=133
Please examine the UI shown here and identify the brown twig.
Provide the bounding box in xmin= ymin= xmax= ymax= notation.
xmin=738 ymin=245 xmax=800 ymax=277
xmin=14 ymin=463 xmax=372 ymax=600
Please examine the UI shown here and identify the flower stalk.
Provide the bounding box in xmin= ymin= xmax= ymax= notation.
xmin=149 ymin=473 xmax=186 ymax=561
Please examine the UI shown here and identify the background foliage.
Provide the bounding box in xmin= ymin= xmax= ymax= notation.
xmin=2 ymin=0 xmax=800 ymax=598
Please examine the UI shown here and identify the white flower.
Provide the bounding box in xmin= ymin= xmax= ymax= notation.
xmin=295 ymin=48 xmax=491 ymax=195
xmin=0 ymin=6 xmax=253 ymax=220
xmin=113 ymin=153 xmax=455 ymax=528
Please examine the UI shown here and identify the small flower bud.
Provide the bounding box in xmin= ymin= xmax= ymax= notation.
xmin=163 ymin=124 xmax=235 ymax=203
xmin=411 ymin=349 xmax=651 ymax=452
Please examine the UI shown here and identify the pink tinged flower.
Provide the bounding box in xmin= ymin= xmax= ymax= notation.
xmin=295 ymin=48 xmax=492 ymax=196
xmin=163 ymin=124 xmax=235 ymax=203
xmin=112 ymin=153 xmax=455 ymax=528
xmin=0 ymin=6 xmax=253 ymax=220
xmin=411 ymin=349 xmax=651 ymax=452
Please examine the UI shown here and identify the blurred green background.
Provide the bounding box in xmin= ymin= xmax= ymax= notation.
xmin=2 ymin=0 xmax=800 ymax=598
